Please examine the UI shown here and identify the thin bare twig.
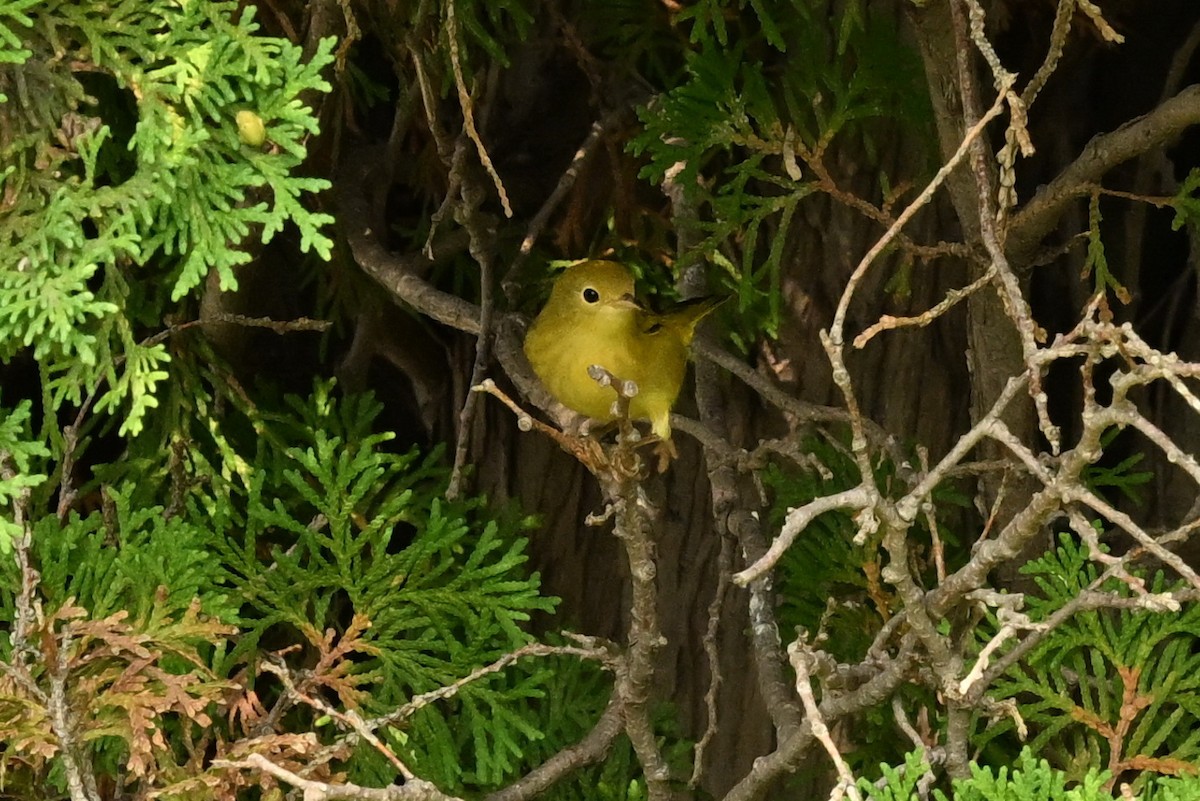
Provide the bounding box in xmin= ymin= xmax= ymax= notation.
xmin=723 ymin=638 xmax=919 ymax=801
xmin=829 ymin=88 xmax=1010 ymax=347
xmin=1 ymin=455 xmax=41 ymax=655
xmin=46 ymin=619 xmax=100 ymax=801
xmin=669 ymin=150 xmax=805 ymax=750
xmin=444 ymin=0 xmax=511 ymax=218
xmin=789 ymin=641 xmax=864 ymax=801
xmin=853 ymin=266 xmax=996 ymax=349
xmin=733 ymin=488 xmax=873 ymax=586
xmin=950 ymin=0 xmax=1057 ymax=454
xmin=511 ymin=109 xmax=625 ymax=259
xmin=365 ymin=639 xmax=615 ymax=733
xmin=261 ymin=658 xmax=417 ymax=781
xmin=486 ymin=701 xmax=626 ymax=801
xmin=607 ymin=448 xmax=671 ymax=798
xmin=215 ymin=753 xmax=463 ymax=801
xmin=447 ymin=245 xmax=494 ymax=500
xmin=690 ymin=527 xmax=733 ymax=788
xmin=338 ymin=154 xmax=483 ymax=337
xmin=917 ymin=447 xmax=947 ymax=583
xmin=184 ymin=313 xmax=331 ymax=336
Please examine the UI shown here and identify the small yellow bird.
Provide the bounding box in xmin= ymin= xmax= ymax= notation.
xmin=523 ymin=260 xmax=722 ymax=442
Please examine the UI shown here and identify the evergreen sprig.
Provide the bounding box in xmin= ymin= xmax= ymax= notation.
xmin=13 ymin=485 xmax=237 ymax=627
xmin=0 ymin=380 xmax=577 ymax=795
xmin=1170 ymin=167 xmax=1200 ymax=235
xmin=190 ymin=383 xmax=561 ymax=788
xmin=0 ymin=0 xmax=35 ymax=76
xmin=630 ymin=0 xmax=931 ymax=341
xmin=0 ymin=0 xmax=334 ymax=437
xmin=977 ymin=534 xmax=1200 ymax=788
xmin=1081 ymin=193 xmax=1132 ymax=303
xmin=861 ymin=748 xmax=1200 ymax=800
xmin=0 ymin=400 xmax=48 ymax=553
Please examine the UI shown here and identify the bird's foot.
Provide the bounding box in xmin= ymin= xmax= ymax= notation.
xmin=632 ymin=435 xmax=676 ymax=473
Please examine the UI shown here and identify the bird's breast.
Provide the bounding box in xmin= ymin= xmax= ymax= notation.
xmin=525 ymin=311 xmax=688 ymax=425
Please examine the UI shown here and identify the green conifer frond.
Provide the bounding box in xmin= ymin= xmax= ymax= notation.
xmin=976 ymin=534 xmax=1200 ymax=788
xmin=631 ymin=0 xmax=931 ymax=339
xmin=0 ymin=400 xmax=48 ymax=553
xmin=0 ymin=0 xmax=35 ymax=69
xmin=1170 ymin=168 xmax=1200 ymax=244
xmin=0 ymin=0 xmax=334 ymax=437
xmin=14 ymin=484 xmax=236 ymax=626
xmin=862 ymin=748 xmax=1200 ymax=800
xmin=1 ymin=379 xmax=580 ymax=794
xmin=167 ymin=383 xmax=562 ymax=787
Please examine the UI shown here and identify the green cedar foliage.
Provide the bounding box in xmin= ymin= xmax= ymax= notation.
xmin=630 ymin=0 xmax=932 ymax=343
xmin=0 ymin=383 xmax=570 ymax=796
xmin=1081 ymin=192 xmax=1132 ymax=303
xmin=0 ymin=0 xmax=334 ymax=437
xmin=0 ymin=399 xmax=48 ymax=552
xmin=975 ymin=534 xmax=1200 ymax=789
xmin=1170 ymin=167 xmax=1200 ymax=236
xmin=208 ymin=386 xmax=562 ymax=789
xmin=862 ymin=749 xmax=1200 ymax=800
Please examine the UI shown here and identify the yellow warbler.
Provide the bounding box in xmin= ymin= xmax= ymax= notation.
xmin=523 ymin=260 xmax=722 ymax=441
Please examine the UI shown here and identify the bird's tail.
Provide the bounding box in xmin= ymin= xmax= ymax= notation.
xmin=667 ymin=295 xmax=727 ymax=344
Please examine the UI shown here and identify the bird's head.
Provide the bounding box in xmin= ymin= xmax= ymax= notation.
xmin=547 ymin=260 xmax=642 ymax=318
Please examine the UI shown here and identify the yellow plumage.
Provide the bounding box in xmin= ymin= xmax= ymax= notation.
xmin=523 ymin=260 xmax=722 ymax=440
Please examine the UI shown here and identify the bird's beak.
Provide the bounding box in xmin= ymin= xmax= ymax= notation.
xmin=612 ymin=293 xmax=644 ymax=311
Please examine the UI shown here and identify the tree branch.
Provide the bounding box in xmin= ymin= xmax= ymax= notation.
xmin=1008 ymin=84 xmax=1200 ymax=263
xmin=484 ymin=696 xmax=625 ymax=801
xmin=215 ymin=753 xmax=463 ymax=801
xmin=336 ymin=152 xmax=482 ymax=335
xmin=723 ymin=638 xmax=919 ymax=801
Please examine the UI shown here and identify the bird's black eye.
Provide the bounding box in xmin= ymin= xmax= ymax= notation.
xmin=582 ymin=287 xmax=600 ymax=304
